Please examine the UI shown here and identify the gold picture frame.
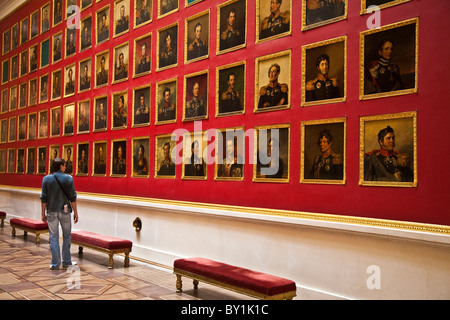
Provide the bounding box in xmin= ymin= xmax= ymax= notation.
xmin=256 ymin=0 xmax=291 ymax=44
xmin=214 ymin=126 xmax=245 ymax=181
xmin=216 ymin=60 xmax=245 ymax=117
xmin=156 ymin=22 xmax=178 ymax=71
xmin=216 ymin=0 xmax=247 ymax=55
xmin=76 ymin=142 xmax=89 ymax=176
xmin=155 ymin=133 xmax=176 ymax=178
xmin=182 ymin=130 xmax=208 ymax=180
xmin=155 ymin=78 xmax=177 ymax=125
xmin=132 ymin=84 xmax=151 ymax=127
xmin=183 ymin=70 xmax=208 ymax=122
xmin=361 ymin=0 xmax=411 ymax=15
xmin=111 ymin=138 xmax=127 ymax=177
xmin=185 ymin=10 xmax=210 ymax=64
xmin=93 ymin=140 xmax=107 ymax=176
xmin=302 ymin=0 xmax=347 ymax=31
xmin=131 ymin=136 xmax=150 ymax=178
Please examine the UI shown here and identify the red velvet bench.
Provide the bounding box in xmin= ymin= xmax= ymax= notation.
xmin=10 ymin=218 xmax=49 ymax=245
xmin=173 ymin=257 xmax=297 ymax=300
xmin=71 ymin=230 xmax=133 ymax=269
xmin=0 ymin=211 xmax=5 ymax=228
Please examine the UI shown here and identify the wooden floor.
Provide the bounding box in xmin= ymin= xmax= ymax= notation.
xmin=0 ymin=223 xmax=251 ymax=300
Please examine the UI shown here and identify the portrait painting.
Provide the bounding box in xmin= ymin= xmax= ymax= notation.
xmin=135 ymin=0 xmax=152 ymax=28
xmin=76 ymin=143 xmax=89 ymax=176
xmin=303 ymin=0 xmax=346 ymax=31
xmin=19 ymin=83 xmax=27 ymax=109
xmin=66 ymin=27 xmax=76 ymax=57
xmin=3 ymin=30 xmax=10 ymax=54
xmin=360 ymin=18 xmax=418 ymax=100
xmin=361 ymin=0 xmax=411 ymax=14
xmin=27 ymin=147 xmax=36 ymax=174
xmin=19 ymin=50 xmax=28 ymax=77
xmin=81 ymin=0 xmax=93 ymax=11
xmin=155 ymin=134 xmax=176 ymax=178
xmin=1 ymin=90 xmax=7 ymax=114
xmin=41 ymin=3 xmax=51 ymax=34
xmin=51 ymin=69 xmax=62 ymax=101
xmin=95 ymin=50 xmax=109 ymax=87
xmin=37 ymin=146 xmax=47 ymax=174
xmin=37 ymin=146 xmax=47 ymax=175
xmin=185 ymin=11 xmax=210 ymax=63
xmin=93 ymin=141 xmax=107 ymax=176
xmin=66 ymin=0 xmax=77 ymax=18
xmin=182 ymin=131 xmax=208 ymax=180
xmin=7 ymin=149 xmax=15 ymax=173
xmin=0 ymin=119 xmax=7 ymax=143
xmin=159 ymin=0 xmax=178 ymax=18
xmin=183 ymin=71 xmax=208 ymax=121
xmin=50 ymin=106 xmax=61 ymax=137
xmin=64 ymin=64 xmax=76 ymax=98
xmin=78 ymin=100 xmax=90 ymax=134
xmin=80 ymin=15 xmax=93 ymax=51
xmin=63 ymin=144 xmax=74 ymax=175
xmin=49 ymin=145 xmax=60 ymax=172
xmin=18 ymin=115 xmax=26 ymax=141
xmin=9 ymin=86 xmax=17 ymax=111
xmin=302 ymin=36 xmax=346 ymax=106
xmin=111 ymin=139 xmax=127 ymax=176
xmin=11 ymin=55 xmax=18 ymax=80
xmin=53 ymin=0 xmax=63 ymax=26
xmin=157 ymin=23 xmax=178 ymax=70
xmin=79 ymin=58 xmax=92 ymax=92
xmin=63 ymin=104 xmax=75 ymax=136
xmin=0 ymin=149 xmax=6 ymax=173
xmin=156 ymin=78 xmax=176 ymax=124
xmin=96 ymin=5 xmax=110 ymax=44
xmin=254 ymin=124 xmax=290 ymax=182
xmin=29 ymin=78 xmax=38 ymax=106
xmin=132 ymin=85 xmax=150 ymax=127
xmin=11 ymin=24 xmax=19 ymax=50
xmin=112 ymin=90 xmax=128 ymax=129
xmin=39 ymin=74 xmax=49 ymax=104
xmin=52 ymin=32 xmax=63 ymax=64
xmin=8 ymin=117 xmax=16 ymax=142
xmin=38 ymin=110 xmax=48 ymax=139
xmin=255 ymin=50 xmax=291 ymax=113
xmin=217 ymin=0 xmax=246 ymax=54
xmin=20 ymin=17 xmax=29 ymax=45
xmin=215 ymin=127 xmax=245 ymax=181
xmin=29 ymin=45 xmax=38 ymax=73
xmin=134 ymin=33 xmax=151 ymax=77
xmin=16 ymin=149 xmax=25 ymax=174
xmin=301 ymin=118 xmax=346 ymax=184
xmin=28 ymin=113 xmax=37 ymax=140
xmin=132 ymin=137 xmax=150 ymax=177
xmin=113 ymin=42 xmax=129 ymax=83
xmin=217 ymin=61 xmax=245 ymax=116
xmin=1 ymin=60 xmax=8 ymax=84
xmin=94 ymin=95 xmax=108 ymax=131
xmin=114 ymin=0 xmax=130 ymax=38
xmin=256 ymin=0 xmax=291 ymax=43
xmin=40 ymin=39 xmax=50 ymax=68
xmin=360 ymin=111 xmax=417 ymax=187
xmin=31 ymin=10 xmax=39 ymax=39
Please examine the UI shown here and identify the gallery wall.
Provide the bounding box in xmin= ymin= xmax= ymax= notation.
xmin=0 ymin=0 xmax=449 ymax=229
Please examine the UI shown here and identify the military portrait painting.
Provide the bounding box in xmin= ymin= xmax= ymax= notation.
xmin=64 ymin=64 xmax=76 ymax=98
xmin=256 ymin=0 xmax=291 ymax=43
xmin=76 ymin=143 xmax=89 ymax=176
xmin=63 ymin=144 xmax=74 ymax=175
xmin=301 ymin=118 xmax=346 ymax=184
xmin=133 ymin=85 xmax=150 ymax=127
xmin=51 ymin=69 xmax=62 ymax=101
xmin=113 ymin=42 xmax=129 ymax=83
xmin=0 ymin=119 xmax=6 ymax=143
xmin=184 ymin=71 xmax=208 ymax=121
xmin=112 ymin=90 xmax=128 ymax=129
xmin=157 ymin=23 xmax=178 ymax=70
xmin=217 ymin=0 xmax=246 ymax=54
xmin=132 ymin=137 xmax=150 ymax=177
xmin=185 ymin=11 xmax=210 ymax=63
xmin=37 ymin=146 xmax=47 ymax=175
xmin=96 ymin=5 xmax=110 ymax=44
xmin=95 ymin=50 xmax=109 ymax=87
xmin=39 ymin=74 xmax=49 ymax=103
xmin=135 ymin=0 xmax=152 ymax=28
xmin=79 ymin=58 xmax=92 ymax=92
xmin=28 ymin=113 xmax=37 ymax=140
xmin=78 ymin=100 xmax=90 ymax=134
xmin=134 ymin=33 xmax=151 ymax=77
xmin=303 ymin=0 xmax=346 ymax=30
xmin=10 ymin=55 xmax=18 ymax=81
xmin=156 ymin=79 xmax=176 ymax=124
xmin=41 ymin=3 xmax=51 ymax=34
xmin=360 ymin=111 xmax=417 ymax=187
xmin=63 ymin=104 xmax=75 ymax=136
xmin=215 ymin=127 xmax=245 ymax=181
xmin=29 ymin=78 xmax=38 ymax=106
xmin=114 ymin=0 xmax=130 ymax=37
xmin=50 ymin=106 xmax=60 ymax=137
xmin=93 ymin=141 xmax=107 ymax=176
xmin=20 ymin=17 xmax=29 ymax=45
xmin=216 ymin=61 xmax=245 ymax=116
xmin=182 ymin=131 xmax=207 ymax=180
xmin=52 ymin=32 xmax=62 ymax=64
xmin=49 ymin=145 xmax=60 ymax=172
xmin=159 ymin=0 xmax=178 ymax=18
xmin=94 ymin=96 xmax=108 ymax=131
xmin=53 ymin=0 xmax=63 ymax=27
xmin=361 ymin=0 xmax=411 ymax=14
xmin=0 ymin=149 xmax=6 ymax=173
xmin=3 ymin=29 xmax=10 ymax=55
xmin=155 ymin=134 xmax=176 ymax=178
xmin=29 ymin=45 xmax=38 ymax=73
xmin=111 ymin=139 xmax=127 ymax=176
xmin=302 ymin=36 xmax=346 ymax=106
xmin=80 ymin=15 xmax=93 ymax=52
xmin=30 ymin=10 xmax=39 ymax=39
xmin=360 ymin=18 xmax=418 ymax=100
xmin=38 ymin=110 xmax=48 ymax=139
xmin=27 ymin=147 xmax=36 ymax=174
xmin=16 ymin=148 xmax=25 ymax=174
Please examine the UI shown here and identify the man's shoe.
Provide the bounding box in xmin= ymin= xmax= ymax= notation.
xmin=49 ymin=265 xmax=59 ymax=270
xmin=62 ymin=261 xmax=77 ymax=269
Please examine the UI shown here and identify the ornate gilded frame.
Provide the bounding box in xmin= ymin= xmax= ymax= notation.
xmin=132 ymin=84 xmax=151 ymax=128
xmin=76 ymin=142 xmax=90 ymax=176
xmin=92 ymin=140 xmax=107 ymax=177
xmin=155 ymin=133 xmax=177 ymax=179
xmin=49 ymin=106 xmax=61 ymax=138
xmin=133 ymin=32 xmax=152 ymax=78
xmin=63 ymin=103 xmax=75 ymax=136
xmin=216 ymin=60 xmax=246 ymax=118
xmin=302 ymin=0 xmax=347 ymax=31
xmin=156 ymin=22 xmax=178 ymax=72
xmin=37 ymin=145 xmax=47 ymax=175
xmin=131 ymin=136 xmax=150 ymax=178
xmin=183 ymin=69 xmax=209 ymax=122
xmin=111 ymin=138 xmax=127 ymax=177
xmin=214 ymin=126 xmax=245 ymax=181
xmin=255 ymin=0 xmax=292 ymax=44
xmin=361 ymin=0 xmax=411 ymax=15
xmin=184 ymin=9 xmax=210 ymax=64
xmin=216 ymin=0 xmax=247 ymax=55
xmin=155 ymin=77 xmax=177 ymax=125
xmin=182 ymin=130 xmax=208 ymax=180
xmin=112 ymin=41 xmax=129 ymax=84
xmin=77 ymin=99 xmax=90 ymax=134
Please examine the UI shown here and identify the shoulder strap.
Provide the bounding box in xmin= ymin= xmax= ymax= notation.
xmin=53 ymin=174 xmax=71 ymax=203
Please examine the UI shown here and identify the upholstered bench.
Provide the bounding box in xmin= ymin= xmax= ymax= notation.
xmin=10 ymin=218 xmax=49 ymax=245
xmin=173 ymin=257 xmax=297 ymax=300
xmin=0 ymin=211 xmax=5 ymax=228
xmin=71 ymin=230 xmax=133 ymax=269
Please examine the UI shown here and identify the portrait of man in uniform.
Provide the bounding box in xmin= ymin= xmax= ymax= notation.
xmin=28 ymin=113 xmax=37 ymax=140
xmin=63 ymin=104 xmax=75 ymax=136
xmin=215 ymin=128 xmax=245 ymax=180
xmin=52 ymin=33 xmax=62 ymax=64
xmin=182 ymin=132 xmax=207 ymax=180
xmin=133 ymin=86 xmax=150 ymax=126
xmin=29 ymin=45 xmax=38 ymax=73
xmin=155 ymin=135 xmax=176 ymax=178
xmin=80 ymin=16 xmax=93 ymax=51
xmin=217 ymin=62 xmax=245 ymax=116
xmin=76 ymin=143 xmax=89 ymax=176
xmin=304 ymin=0 xmax=346 ymax=29
xmin=53 ymin=0 xmax=63 ymax=26
xmin=186 ymin=12 xmax=209 ymax=62
xmin=132 ymin=137 xmax=150 ymax=177
xmin=113 ymin=43 xmax=129 ymax=83
xmin=158 ymin=24 xmax=178 ymax=70
xmin=135 ymin=0 xmax=152 ymax=27
xmin=111 ymin=140 xmax=127 ymax=176
xmin=159 ymin=0 xmax=178 ymax=17
xmin=41 ymin=4 xmax=50 ymax=34
xmin=30 ymin=11 xmax=39 ymax=39
xmin=29 ymin=78 xmax=37 ymax=106
xmin=95 ymin=51 xmax=109 ymax=87
xmin=27 ymin=148 xmax=35 ymax=174
xmin=94 ymin=96 xmax=108 ymax=131
xmin=156 ymin=79 xmax=176 ymax=124
xmin=64 ymin=64 xmax=76 ymax=97
xmin=79 ymin=58 xmax=92 ymax=92
xmin=97 ymin=6 xmax=110 ymax=44
xmin=51 ymin=70 xmax=62 ymax=101
xmin=37 ymin=146 xmax=47 ymax=175
xmin=184 ymin=72 xmax=208 ymax=121
xmin=0 ymin=150 xmax=6 ymax=173
xmin=257 ymin=0 xmax=291 ymax=42
xmin=20 ymin=17 xmax=29 ymax=45
xmin=78 ymin=100 xmax=90 ymax=133
xmin=38 ymin=110 xmax=48 ymax=139
xmin=93 ymin=141 xmax=107 ymax=175
xmin=39 ymin=75 xmax=49 ymax=104
xmin=112 ymin=92 xmax=128 ymax=129
xmin=114 ymin=0 xmax=130 ymax=37
xmin=3 ymin=30 xmax=10 ymax=55
xmin=218 ymin=0 xmax=246 ymax=53
xmin=134 ymin=34 xmax=151 ymax=77
xmin=50 ymin=106 xmax=60 ymax=137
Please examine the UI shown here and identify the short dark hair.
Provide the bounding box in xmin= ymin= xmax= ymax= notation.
xmin=378 ymin=125 xmax=394 ymax=143
xmin=52 ymin=157 xmax=65 ymax=173
xmin=316 ymin=54 xmax=330 ymax=68
xmin=318 ymin=129 xmax=333 ymax=145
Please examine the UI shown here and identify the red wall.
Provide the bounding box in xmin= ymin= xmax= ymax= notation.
xmin=1 ymin=0 xmax=449 ymax=227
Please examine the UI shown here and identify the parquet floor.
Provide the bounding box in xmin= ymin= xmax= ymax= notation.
xmin=0 ymin=223 xmax=250 ymax=300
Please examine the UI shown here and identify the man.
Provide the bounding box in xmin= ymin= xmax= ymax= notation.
xmin=306 ymin=54 xmax=340 ymax=102
xmin=81 ymin=24 xmax=91 ymax=50
xmin=53 ymin=37 xmax=61 ymax=62
xmin=52 ymin=73 xmax=61 ymax=99
xmin=220 ymin=9 xmax=242 ymax=50
xmin=135 ymin=144 xmax=148 ymax=176
xmin=187 ymin=23 xmax=207 ymax=60
xmin=66 ymin=30 xmax=76 ymax=56
xmin=364 ymin=125 xmax=413 ymax=182
xmin=158 ymin=142 xmax=175 ymax=176
xmin=135 ymin=93 xmax=150 ymax=125
xmin=79 ymin=105 xmax=89 ymax=132
xmin=136 ymin=42 xmax=150 ymax=74
xmin=95 ymin=101 xmax=107 ymax=130
xmin=95 ymin=146 xmax=106 ymax=174
xmin=78 ymin=149 xmax=88 ymax=174
xmin=220 ymin=72 xmax=242 ymax=113
xmin=97 ymin=56 xmax=108 ymax=86
xmin=184 ymin=140 xmax=205 ymax=177
xmin=158 ymin=87 xmax=175 ymax=122
xmin=159 ymin=31 xmax=177 ymax=68
xmin=115 ymin=5 xmax=129 ymax=35
xmin=186 ymin=81 xmax=206 ymax=119
xmin=40 ymin=157 xmax=79 ymax=270
xmin=115 ymin=52 xmax=128 ymax=81
xmin=217 ymin=138 xmax=243 ymax=178
xmin=260 ymin=0 xmax=290 ymax=40
xmin=65 ymin=68 xmax=75 ymax=95
xmin=136 ymin=0 xmax=151 ymax=25
xmin=258 ymin=63 xmax=288 ymax=109
xmin=307 ymin=129 xmax=343 ymax=180
xmin=365 ymin=40 xmax=404 ymax=94
xmin=80 ymin=64 xmax=91 ymax=90
xmin=98 ymin=13 xmax=109 ymax=43
xmin=113 ymin=95 xmax=127 ymax=127
xmin=306 ymin=0 xmax=345 ymax=26
xmin=64 ymin=110 xmax=74 ymax=135
xmin=65 ymin=147 xmax=73 ymax=174
xmin=113 ymin=145 xmax=126 ymax=175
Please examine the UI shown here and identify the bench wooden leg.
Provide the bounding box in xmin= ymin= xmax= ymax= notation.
xmin=11 ymin=226 xmax=16 ymax=237
xmin=78 ymin=246 xmax=84 ymax=254
xmin=0 ymin=219 xmax=4 ymax=228
xmin=176 ymin=274 xmax=182 ymax=293
xmin=124 ymin=252 xmax=130 ymax=267
xmin=108 ymin=252 xmax=114 ymax=269
xmin=193 ymin=279 xmax=199 ymax=290
xmin=36 ymin=233 xmax=41 ymax=245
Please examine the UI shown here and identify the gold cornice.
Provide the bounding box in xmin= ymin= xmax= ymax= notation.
xmin=1 ymin=184 xmax=449 ymax=235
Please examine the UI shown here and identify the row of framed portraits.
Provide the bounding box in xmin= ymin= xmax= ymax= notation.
xmin=0 ymin=111 xmax=418 ymax=188
xmin=1 ymin=17 xmax=419 ymax=124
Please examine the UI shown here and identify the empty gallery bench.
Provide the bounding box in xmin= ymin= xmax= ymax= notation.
xmin=10 ymin=217 xmax=49 ymax=245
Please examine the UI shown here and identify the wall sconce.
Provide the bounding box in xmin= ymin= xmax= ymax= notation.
xmin=133 ymin=217 xmax=142 ymax=231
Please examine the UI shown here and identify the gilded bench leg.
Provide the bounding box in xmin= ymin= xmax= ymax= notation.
xmin=0 ymin=219 xmax=4 ymax=228
xmin=124 ymin=251 xmax=130 ymax=267
xmin=108 ymin=252 xmax=114 ymax=269
xmin=11 ymin=226 xmax=16 ymax=237
xmin=176 ymin=274 xmax=182 ymax=293
xmin=36 ymin=233 xmax=41 ymax=245
xmin=193 ymin=279 xmax=199 ymax=290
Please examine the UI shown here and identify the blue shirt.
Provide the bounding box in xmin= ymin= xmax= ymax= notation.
xmin=40 ymin=171 xmax=77 ymax=213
